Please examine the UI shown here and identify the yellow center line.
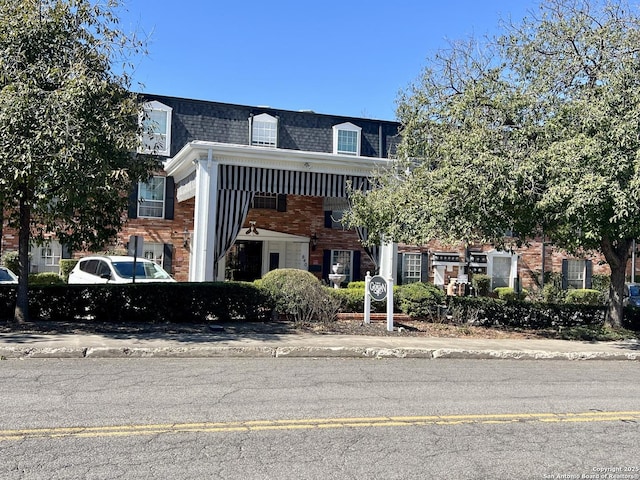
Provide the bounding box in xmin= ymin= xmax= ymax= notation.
xmin=1 ymin=411 xmax=638 ymax=441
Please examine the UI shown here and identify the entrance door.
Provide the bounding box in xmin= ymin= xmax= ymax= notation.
xmin=225 ymin=241 xmax=263 ymax=281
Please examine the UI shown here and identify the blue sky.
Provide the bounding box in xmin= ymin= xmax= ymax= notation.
xmin=119 ymin=0 xmax=539 ymax=121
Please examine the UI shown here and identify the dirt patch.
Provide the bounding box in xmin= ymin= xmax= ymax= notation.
xmin=1 ymin=318 xmax=540 ymax=339
xmin=298 ymin=319 xmax=539 ymax=339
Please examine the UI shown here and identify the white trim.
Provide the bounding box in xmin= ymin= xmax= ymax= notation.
xmin=332 ymin=122 xmax=362 ymax=156
xmin=137 ymin=176 xmax=166 ymax=219
xmin=165 ymin=141 xmax=388 ymax=184
xmin=486 ymin=250 xmax=517 ymax=289
xmin=140 ymin=101 xmax=172 ymax=156
xmin=250 ymin=113 xmax=278 ymax=148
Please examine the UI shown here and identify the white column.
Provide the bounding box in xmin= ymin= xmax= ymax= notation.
xmin=378 ymin=240 xmax=397 ymax=282
xmin=189 ymin=149 xmax=219 ymax=281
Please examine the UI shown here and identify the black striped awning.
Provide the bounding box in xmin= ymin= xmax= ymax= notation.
xmin=218 ymin=165 xmax=370 ymax=196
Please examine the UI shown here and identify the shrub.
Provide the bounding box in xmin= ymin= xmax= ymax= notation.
xmin=260 ymin=268 xmax=340 ymax=323
xmin=21 ymin=282 xmax=272 ymax=323
xmin=542 ymin=283 xmax=566 ymax=304
xmin=493 ymin=287 xmax=525 ymax=301
xmin=331 ymin=287 xmax=389 ymax=313
xmin=1 ymin=251 xmax=20 ymax=273
xmin=564 ymin=289 xmax=603 ymax=305
xmin=471 ymin=274 xmax=491 ymax=296
xmin=59 ymin=259 xmax=77 ymax=283
xmin=28 ymin=272 xmax=65 ymax=286
xmin=397 ymin=282 xmax=445 ymax=319
xmin=347 ymin=281 xmax=365 ymax=289
xmin=448 ymin=295 xmax=606 ymax=330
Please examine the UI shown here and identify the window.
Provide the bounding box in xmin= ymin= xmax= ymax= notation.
xmin=251 ymin=113 xmax=278 ymax=147
xmin=143 ymin=243 xmax=165 ymax=267
xmin=252 ymin=193 xmax=277 ymax=209
xmin=138 ymin=176 xmax=166 ymax=218
xmin=566 ymin=259 xmax=586 ymax=289
xmin=492 ymin=257 xmax=512 ymax=288
xmin=323 ymin=197 xmax=350 ymax=229
xmin=328 ymin=210 xmax=345 ymax=229
xmin=30 ymin=241 xmax=63 ymax=273
xmin=332 ymin=250 xmax=353 ymax=283
xmin=140 ymin=101 xmax=172 ymax=156
xmin=402 ymin=253 xmax=422 ymax=284
xmin=333 ymin=122 xmax=361 ymax=156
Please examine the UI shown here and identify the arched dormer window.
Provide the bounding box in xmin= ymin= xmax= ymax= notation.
xmin=333 ymin=122 xmax=361 ymax=156
xmin=250 ymin=113 xmax=278 ymax=148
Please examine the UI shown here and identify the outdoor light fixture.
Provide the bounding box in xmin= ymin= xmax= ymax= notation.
xmin=246 ymin=221 xmax=259 ymax=236
xmin=310 ymin=233 xmax=318 ymax=251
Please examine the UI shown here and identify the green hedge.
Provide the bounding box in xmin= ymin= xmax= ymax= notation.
xmin=447 ymin=296 xmax=605 ymax=330
xmin=397 ymin=282 xmax=445 ymax=319
xmin=564 ymin=289 xmax=602 ymax=305
xmin=331 ymin=287 xmax=392 ymax=313
xmin=0 ymin=282 xmax=271 ymax=323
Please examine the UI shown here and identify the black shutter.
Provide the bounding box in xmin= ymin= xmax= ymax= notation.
xmin=396 ymin=253 xmax=403 ymax=285
xmin=61 ymin=244 xmax=72 ymax=259
xmin=352 ymin=250 xmax=361 ymax=282
xmin=585 ymin=260 xmax=593 ymax=289
xmin=128 ymin=183 xmax=139 ymax=219
xmin=322 ymin=249 xmax=331 ymax=283
xmin=561 ymin=259 xmax=568 ymax=290
xmin=276 ymin=194 xmax=287 ymax=212
xmin=420 ymin=252 xmax=429 ymax=282
xmin=163 ymin=244 xmax=173 ymax=275
xmin=324 ymin=211 xmax=333 ymax=228
xmin=164 ymin=177 xmax=175 ymax=220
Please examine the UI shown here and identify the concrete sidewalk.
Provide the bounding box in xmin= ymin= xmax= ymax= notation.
xmin=1 ymin=328 xmax=639 ymax=360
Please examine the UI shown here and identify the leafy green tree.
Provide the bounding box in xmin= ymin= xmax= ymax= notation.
xmin=0 ymin=0 xmax=159 ymax=323
xmin=345 ymin=0 xmax=640 ymax=328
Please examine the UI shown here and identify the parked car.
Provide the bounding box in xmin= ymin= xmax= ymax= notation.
xmin=68 ymin=255 xmax=176 ymax=284
xmin=624 ymin=283 xmax=640 ymax=307
xmin=0 ymin=266 xmax=18 ymax=284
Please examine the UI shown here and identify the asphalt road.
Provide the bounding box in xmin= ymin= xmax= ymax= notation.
xmin=1 ymin=358 xmax=639 ymax=479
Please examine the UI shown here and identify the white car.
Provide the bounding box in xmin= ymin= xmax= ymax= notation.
xmin=0 ymin=266 xmax=18 ymax=284
xmin=68 ymin=255 xmax=176 ymax=284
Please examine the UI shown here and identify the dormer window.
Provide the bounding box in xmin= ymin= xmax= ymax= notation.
xmin=333 ymin=122 xmax=361 ymax=156
xmin=250 ymin=113 xmax=278 ymax=147
xmin=140 ymin=101 xmax=172 ymax=156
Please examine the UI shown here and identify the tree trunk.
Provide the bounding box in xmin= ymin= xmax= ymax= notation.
xmin=601 ymin=237 xmax=633 ymax=329
xmin=13 ymin=194 xmax=30 ymax=324
xmin=607 ymin=261 xmax=626 ymax=329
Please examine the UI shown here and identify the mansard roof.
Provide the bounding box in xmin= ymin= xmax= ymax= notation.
xmin=140 ymin=94 xmax=401 ymax=159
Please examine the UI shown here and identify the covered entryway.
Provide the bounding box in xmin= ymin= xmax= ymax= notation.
xmin=165 ymin=142 xmax=386 ymax=281
xmin=221 ymin=229 xmax=311 ymax=281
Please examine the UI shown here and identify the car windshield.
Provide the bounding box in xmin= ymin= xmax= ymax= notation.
xmin=629 ymin=285 xmax=640 ymax=297
xmin=111 ymin=261 xmax=171 ymax=280
xmin=0 ymin=268 xmax=16 ymax=282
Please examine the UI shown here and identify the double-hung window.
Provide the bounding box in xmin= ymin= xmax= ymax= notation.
xmin=143 ymin=243 xmax=165 ymax=266
xmin=331 ymin=250 xmax=353 ymax=283
xmin=30 ymin=241 xmax=63 ymax=273
xmin=138 ymin=176 xmax=166 ymax=219
xmin=402 ymin=253 xmax=422 ymax=284
xmin=561 ymin=258 xmax=593 ymax=290
xmin=140 ymin=101 xmax=172 ymax=156
xmin=491 ymin=256 xmax=512 ymax=288
xmin=251 ymin=113 xmax=278 ymax=147
xmin=333 ymin=122 xmax=361 ymax=156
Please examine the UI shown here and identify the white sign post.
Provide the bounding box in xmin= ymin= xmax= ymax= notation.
xmin=366 ymin=273 xmax=394 ymax=332
xmin=364 ymin=272 xmax=372 ymax=324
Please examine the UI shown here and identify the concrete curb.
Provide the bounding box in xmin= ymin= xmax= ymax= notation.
xmin=1 ymin=345 xmax=639 ymax=360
